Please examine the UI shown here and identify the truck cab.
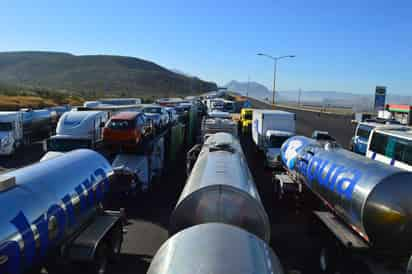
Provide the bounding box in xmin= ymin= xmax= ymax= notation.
xmin=0 ymin=112 xmax=23 ymax=155
xmin=45 ymin=110 xmax=109 ymax=153
xmin=103 ymin=111 xmax=150 ymax=151
xmin=240 ymin=108 xmax=253 ymax=134
xmin=264 ymin=130 xmax=294 ymax=168
xmin=252 ymin=109 xmax=296 ymax=151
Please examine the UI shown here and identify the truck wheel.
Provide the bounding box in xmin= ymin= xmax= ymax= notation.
xmin=93 ymin=242 xmax=110 ymax=274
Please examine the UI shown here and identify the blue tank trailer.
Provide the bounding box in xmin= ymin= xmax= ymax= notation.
xmin=0 ymin=149 xmax=124 ymax=274
xmin=276 ymin=135 xmax=412 ymax=273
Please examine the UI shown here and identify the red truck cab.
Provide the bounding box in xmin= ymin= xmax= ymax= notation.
xmin=103 ymin=111 xmax=149 ymax=150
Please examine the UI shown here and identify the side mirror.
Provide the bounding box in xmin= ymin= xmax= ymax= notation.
xmin=100 ymin=122 xmax=106 ymax=128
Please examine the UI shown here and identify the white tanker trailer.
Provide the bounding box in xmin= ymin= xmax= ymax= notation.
xmin=148 ymin=223 xmax=284 ymax=274
xmin=0 ymin=149 xmax=124 ymax=274
xmin=172 ymin=132 xmax=270 ymax=242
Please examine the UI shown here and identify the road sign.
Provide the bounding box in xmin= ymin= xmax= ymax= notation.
xmin=374 ymin=86 xmax=386 ymax=113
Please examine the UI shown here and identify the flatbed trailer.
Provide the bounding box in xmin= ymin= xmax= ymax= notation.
xmin=109 ymin=122 xmax=186 ymax=195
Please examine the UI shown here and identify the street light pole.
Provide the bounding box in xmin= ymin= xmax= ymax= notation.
xmin=257 ymin=53 xmax=295 ymax=106
xmin=272 ymin=59 xmax=277 ymax=105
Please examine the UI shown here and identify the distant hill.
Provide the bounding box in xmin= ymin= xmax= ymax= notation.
xmin=224 ymin=80 xmax=271 ymax=100
xmin=0 ymin=51 xmax=217 ymax=97
xmin=226 ymin=79 xmax=412 ymax=112
xmin=277 ymin=90 xmax=412 ymax=112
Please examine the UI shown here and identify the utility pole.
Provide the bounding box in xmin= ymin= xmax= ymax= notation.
xmin=298 ymin=88 xmax=302 ymax=106
xmin=257 ymin=53 xmax=295 ymax=106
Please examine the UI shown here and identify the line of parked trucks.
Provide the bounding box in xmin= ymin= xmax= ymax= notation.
xmin=203 ymin=91 xmax=412 ymax=274
xmin=0 ymin=96 xmax=207 ymax=274
xmin=0 ymin=106 xmax=71 ymax=155
xmin=2 ymin=90 xmax=412 ymax=274
xmin=234 ymin=101 xmax=412 ymax=273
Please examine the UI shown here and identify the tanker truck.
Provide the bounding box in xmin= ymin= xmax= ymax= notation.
xmin=177 ymin=132 xmax=270 ymax=242
xmin=0 ymin=149 xmax=124 ymax=274
xmin=276 ymin=135 xmax=412 ymax=273
xmin=148 ymin=223 xmax=284 ymax=274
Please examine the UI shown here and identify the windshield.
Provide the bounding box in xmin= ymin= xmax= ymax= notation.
xmin=143 ymin=107 xmax=162 ymax=114
xmin=269 ymin=135 xmax=291 ymax=148
xmin=243 ymin=112 xmax=252 ymax=120
xmin=107 ymin=119 xmax=133 ymax=130
xmin=0 ymin=122 xmax=13 ymax=131
xmin=47 ymin=138 xmax=91 ymax=152
xmin=357 ymin=125 xmax=372 ymax=139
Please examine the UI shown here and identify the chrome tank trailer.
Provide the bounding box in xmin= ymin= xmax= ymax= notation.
xmin=148 ymin=223 xmax=284 ymax=274
xmin=170 ymin=132 xmax=270 ymax=242
xmin=0 ymin=149 xmax=113 ymax=274
xmin=280 ymin=136 xmax=412 ymax=251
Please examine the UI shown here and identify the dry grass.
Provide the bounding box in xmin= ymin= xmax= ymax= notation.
xmin=0 ymin=96 xmax=84 ymax=110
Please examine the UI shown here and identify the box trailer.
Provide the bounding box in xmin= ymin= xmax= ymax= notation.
xmin=251 ymin=109 xmax=295 ymax=150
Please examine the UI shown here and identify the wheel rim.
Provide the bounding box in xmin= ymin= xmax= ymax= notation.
xmin=320 ymin=247 xmax=328 ymax=271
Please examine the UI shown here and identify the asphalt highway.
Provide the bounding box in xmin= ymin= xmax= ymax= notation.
xmin=247 ymin=98 xmax=355 ymax=148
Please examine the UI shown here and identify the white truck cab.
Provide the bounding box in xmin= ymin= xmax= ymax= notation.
xmin=252 ymin=110 xmax=296 ymax=150
xmin=251 ymin=109 xmax=296 ymax=168
xmin=265 ymin=130 xmax=295 ymax=168
xmin=45 ymin=110 xmax=109 ymax=152
xmin=0 ymin=112 xmax=23 ymax=155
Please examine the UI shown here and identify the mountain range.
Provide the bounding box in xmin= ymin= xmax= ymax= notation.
xmin=224 ymin=80 xmax=272 ymax=100
xmin=0 ymin=51 xmax=217 ymax=97
xmin=225 ymin=80 xmax=412 ymax=112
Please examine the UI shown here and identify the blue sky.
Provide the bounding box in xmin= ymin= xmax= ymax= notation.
xmin=1 ymin=0 xmax=411 ymax=95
